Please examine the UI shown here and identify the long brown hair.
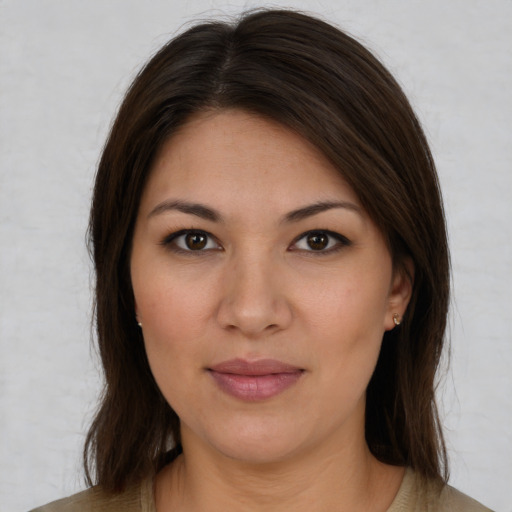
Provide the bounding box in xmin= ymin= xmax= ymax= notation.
xmin=86 ymin=9 xmax=450 ymax=491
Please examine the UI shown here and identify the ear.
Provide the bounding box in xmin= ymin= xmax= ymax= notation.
xmin=384 ymin=258 xmax=414 ymax=331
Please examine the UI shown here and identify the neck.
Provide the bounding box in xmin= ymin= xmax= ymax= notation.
xmin=155 ymin=427 xmax=404 ymax=512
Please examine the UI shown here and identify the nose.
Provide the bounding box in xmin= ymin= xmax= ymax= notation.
xmin=215 ymin=252 xmax=293 ymax=338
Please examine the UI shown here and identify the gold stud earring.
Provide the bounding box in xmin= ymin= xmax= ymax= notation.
xmin=393 ymin=313 xmax=401 ymax=326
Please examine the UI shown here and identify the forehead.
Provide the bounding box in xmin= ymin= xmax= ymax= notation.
xmin=139 ymin=109 xmax=362 ymax=218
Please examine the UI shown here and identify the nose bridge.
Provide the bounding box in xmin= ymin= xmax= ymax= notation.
xmin=216 ymin=244 xmax=291 ymax=335
xmin=234 ymin=249 xmax=275 ymax=304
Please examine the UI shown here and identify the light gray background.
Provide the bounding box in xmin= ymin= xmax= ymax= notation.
xmin=1 ymin=1 xmax=510 ymax=511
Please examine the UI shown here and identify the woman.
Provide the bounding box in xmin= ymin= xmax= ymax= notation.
xmin=32 ymin=9 xmax=491 ymax=511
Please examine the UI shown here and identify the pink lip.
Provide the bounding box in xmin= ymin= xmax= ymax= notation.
xmin=208 ymin=358 xmax=304 ymax=401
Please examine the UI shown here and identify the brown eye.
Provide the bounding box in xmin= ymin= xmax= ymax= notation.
xmin=185 ymin=232 xmax=208 ymax=250
xmin=307 ymin=232 xmax=329 ymax=251
xmin=291 ymin=230 xmax=351 ymax=254
xmin=162 ymin=230 xmax=220 ymax=252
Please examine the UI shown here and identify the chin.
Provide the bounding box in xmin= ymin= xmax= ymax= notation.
xmin=213 ymin=436 xmax=305 ymax=466
xmin=184 ymin=415 xmax=313 ymax=465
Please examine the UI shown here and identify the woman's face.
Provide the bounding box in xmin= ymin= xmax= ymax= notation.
xmin=131 ymin=110 xmax=411 ymax=464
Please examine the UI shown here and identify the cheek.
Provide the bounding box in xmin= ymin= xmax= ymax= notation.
xmin=132 ymin=248 xmax=219 ymax=336
xmin=303 ymin=274 xmax=390 ymax=338
xmin=300 ymin=271 xmax=390 ymax=382
xmin=131 ymin=265 xmax=211 ymax=383
xmin=144 ymin=287 xmax=201 ymax=329
xmin=136 ymin=277 xmax=213 ymax=356
xmin=136 ymin=285 xmax=207 ymax=412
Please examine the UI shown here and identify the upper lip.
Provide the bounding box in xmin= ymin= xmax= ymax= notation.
xmin=208 ymin=358 xmax=303 ymax=376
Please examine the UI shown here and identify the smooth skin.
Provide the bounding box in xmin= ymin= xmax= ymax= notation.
xmin=130 ymin=110 xmax=413 ymax=511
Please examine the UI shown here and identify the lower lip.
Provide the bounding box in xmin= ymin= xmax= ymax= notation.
xmin=209 ymin=371 xmax=303 ymax=401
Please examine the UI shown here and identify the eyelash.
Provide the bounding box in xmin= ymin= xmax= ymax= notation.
xmin=290 ymin=230 xmax=351 ymax=254
xmin=160 ymin=229 xmax=351 ymax=255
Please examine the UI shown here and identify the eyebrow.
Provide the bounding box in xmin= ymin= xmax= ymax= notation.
xmin=148 ymin=200 xmax=221 ymax=222
xmin=148 ymin=199 xmax=362 ymax=223
xmin=282 ymin=200 xmax=362 ymax=223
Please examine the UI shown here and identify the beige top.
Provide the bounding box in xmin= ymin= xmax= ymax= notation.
xmin=30 ymin=468 xmax=493 ymax=511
